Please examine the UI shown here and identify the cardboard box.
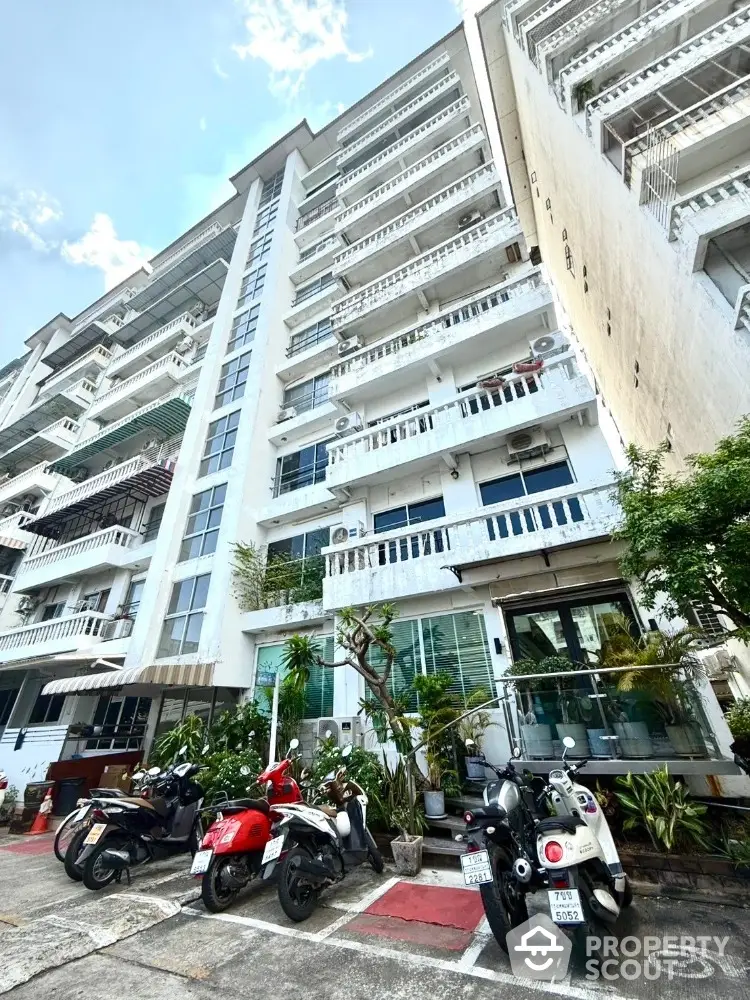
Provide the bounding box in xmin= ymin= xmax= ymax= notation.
xmin=98 ymin=765 xmax=132 ymax=790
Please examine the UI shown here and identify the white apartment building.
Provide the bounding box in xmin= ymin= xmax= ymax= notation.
xmin=0 ymin=25 xmax=742 ymax=799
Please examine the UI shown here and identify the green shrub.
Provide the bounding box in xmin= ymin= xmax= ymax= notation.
xmin=726 ymin=699 xmax=750 ymax=738
xmin=615 ymin=766 xmax=709 ymax=852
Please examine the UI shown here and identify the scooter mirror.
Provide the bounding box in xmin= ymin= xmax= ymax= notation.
xmin=289 ymin=738 xmax=300 ymax=751
xmin=148 ymin=766 xmax=161 ymax=776
xmin=512 ymin=746 xmax=522 ymax=758
xmin=562 ymin=736 xmax=576 ymax=749
xmin=464 ymin=738 xmax=475 ymax=748
xmin=341 ymin=743 xmax=353 ymax=758
xmin=178 ymin=744 xmax=188 ymax=757
xmin=239 ymin=765 xmax=252 ymax=776
xmin=325 ymin=729 xmax=332 ymax=739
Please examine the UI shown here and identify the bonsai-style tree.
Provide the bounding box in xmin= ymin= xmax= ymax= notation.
xmin=282 ymin=603 xmax=414 ymax=754
xmin=614 ymin=421 xmax=750 ymax=635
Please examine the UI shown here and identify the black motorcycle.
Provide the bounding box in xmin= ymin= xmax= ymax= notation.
xmin=73 ymin=760 xmax=205 ymax=890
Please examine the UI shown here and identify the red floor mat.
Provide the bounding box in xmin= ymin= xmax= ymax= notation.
xmin=348 ymin=913 xmax=474 ymax=951
xmin=0 ymin=835 xmax=55 ymax=855
xmin=366 ymin=881 xmax=484 ymax=931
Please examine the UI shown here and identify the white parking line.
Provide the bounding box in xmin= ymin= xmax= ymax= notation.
xmin=315 ymin=875 xmax=400 ymax=939
xmin=457 ymin=916 xmax=492 ymax=970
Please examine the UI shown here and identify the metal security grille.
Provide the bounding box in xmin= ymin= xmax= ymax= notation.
xmin=639 ymin=128 xmax=679 ymax=230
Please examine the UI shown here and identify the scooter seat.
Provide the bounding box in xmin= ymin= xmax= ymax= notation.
xmin=89 ymin=787 xmax=128 ymax=798
xmin=537 ymin=815 xmax=587 ymax=834
xmin=469 ymin=804 xmax=507 ymax=820
xmin=221 ymin=798 xmax=270 ymax=815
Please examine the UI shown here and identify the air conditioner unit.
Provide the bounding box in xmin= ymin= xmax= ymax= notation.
xmin=331 ymin=522 xmax=365 ymax=545
xmin=334 ymin=412 xmax=363 ymax=436
xmin=337 ymin=336 xmax=362 ymax=356
xmin=19 ymin=494 xmax=37 ymax=510
xmin=104 ymin=617 xmax=134 ymax=640
xmin=507 ymin=428 xmax=551 ymax=462
xmin=140 ymin=437 xmax=161 ymax=452
xmin=277 ymin=406 xmax=298 ymax=423
xmin=101 ymin=456 xmax=121 ymax=471
xmin=457 ymin=209 xmax=484 ymax=230
xmin=0 ymin=503 xmax=17 ymax=518
xmin=317 ymin=717 xmax=362 ymax=747
xmin=530 ymin=333 xmax=569 ymax=359
xmin=70 ymin=466 xmax=89 ymax=483
xmin=175 ymin=335 xmax=195 ymax=355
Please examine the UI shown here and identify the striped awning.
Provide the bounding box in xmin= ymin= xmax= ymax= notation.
xmin=0 ymin=534 xmax=26 ymax=550
xmin=42 ymin=660 xmax=215 ymax=695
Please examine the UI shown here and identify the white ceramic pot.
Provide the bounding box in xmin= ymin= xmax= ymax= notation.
xmin=423 ymin=790 xmax=446 ymax=818
xmin=666 ymin=723 xmax=706 ymax=757
xmin=556 ymin=724 xmax=588 ymax=756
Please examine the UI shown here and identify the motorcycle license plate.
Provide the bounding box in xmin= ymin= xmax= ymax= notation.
xmin=461 ymin=849 xmax=493 ymax=885
xmin=261 ymin=835 xmax=285 ymax=865
xmin=190 ymin=849 xmax=213 ymax=875
xmin=548 ymin=888 xmax=585 ymax=924
xmin=84 ymin=823 xmax=107 ymax=846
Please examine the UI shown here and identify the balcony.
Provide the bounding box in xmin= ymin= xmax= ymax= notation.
xmin=149 ymin=222 xmax=223 ymax=279
xmin=0 ymin=612 xmax=114 ymax=664
xmin=668 ymin=165 xmax=750 ymax=241
xmin=294 ymin=198 xmax=340 ymax=247
xmin=0 ymin=379 xmax=92 ymax=461
xmin=338 ymin=52 xmax=450 ymax=143
xmin=107 ymin=312 xmax=200 ymax=380
xmin=14 ymin=525 xmax=143 ymax=592
xmin=37 ymin=345 xmax=112 ymax=401
xmin=331 ymin=210 xmax=522 ymax=335
xmin=50 ymin=389 xmax=192 ymax=477
xmin=284 ymin=275 xmax=345 ymax=329
xmin=0 ymin=418 xmax=81 ymax=471
xmin=325 ymin=357 xmax=596 ymax=491
xmin=0 ymin=462 xmax=61 ymax=507
xmin=337 ymin=96 xmax=472 ymax=201
xmin=255 ymin=482 xmax=338 ymax=528
xmin=337 ymin=72 xmax=461 ymax=169
xmin=329 ymin=272 xmax=552 ymax=403
xmin=290 ymin=236 xmax=343 ymax=285
xmin=332 ymin=163 xmax=502 ymax=284
xmin=88 ymin=352 xmax=190 ymax=421
xmin=536 ymin=0 xmax=640 ymax=86
xmin=335 ymin=125 xmax=486 ymax=241
xmin=323 ymin=483 xmax=618 ymax=608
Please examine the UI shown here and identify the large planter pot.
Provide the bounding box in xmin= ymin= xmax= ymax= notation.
xmin=613 ymin=722 xmax=653 ymax=758
xmin=587 ymin=728 xmax=613 ymax=758
xmin=666 ymin=723 xmax=706 ymax=757
xmin=391 ymin=834 xmax=423 ymax=876
xmin=465 ymin=756 xmax=486 ymax=780
xmin=556 ymin=724 xmax=588 ymax=756
xmin=522 ymin=723 xmax=553 ymax=759
xmin=423 ymin=790 xmax=446 ymax=819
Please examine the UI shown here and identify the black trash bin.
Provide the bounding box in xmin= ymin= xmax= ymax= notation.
xmin=55 ymin=778 xmax=85 ymax=816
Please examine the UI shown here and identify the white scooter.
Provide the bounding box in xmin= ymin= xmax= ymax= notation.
xmin=535 ymin=736 xmax=632 ymax=929
xmin=0 ymin=769 xmax=8 ymax=814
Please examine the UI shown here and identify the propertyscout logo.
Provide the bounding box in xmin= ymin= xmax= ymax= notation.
xmin=506 ymin=915 xmax=730 ymax=983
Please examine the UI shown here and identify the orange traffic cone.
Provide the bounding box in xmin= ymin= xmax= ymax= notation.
xmin=27 ymin=787 xmax=53 ymax=835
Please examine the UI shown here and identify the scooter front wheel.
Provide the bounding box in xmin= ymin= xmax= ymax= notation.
xmin=201 ymin=857 xmax=240 ymax=913
xmin=278 ymin=846 xmax=320 ymax=922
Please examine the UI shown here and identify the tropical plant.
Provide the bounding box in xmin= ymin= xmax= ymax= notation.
xmin=200 ymin=748 xmax=263 ymax=804
xmin=413 ymin=672 xmax=459 ymax=794
xmin=264 ymin=674 xmax=306 ymax=759
xmin=0 ymin=785 xmax=17 ymax=824
xmin=457 ymin=688 xmax=494 ymax=753
xmin=717 ymin=833 xmax=750 ymax=870
xmin=725 ymin=698 xmax=750 ymax=739
xmin=309 ymin=736 xmax=384 ymax=806
xmin=232 ymin=542 xmax=324 ymax=611
xmin=614 ymin=423 xmax=750 ymax=635
xmin=506 ymin=656 xmax=590 ymax=725
xmin=368 ymin=757 xmax=427 ymax=837
xmin=615 ymin=766 xmax=709 ymax=852
xmin=282 ymin=604 xmax=414 ymax=754
xmin=209 ymin=701 xmax=270 ymax=759
xmin=150 ymin=714 xmax=207 ymax=767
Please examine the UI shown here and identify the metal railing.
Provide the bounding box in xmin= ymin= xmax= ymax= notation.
xmin=292 ymin=274 xmax=338 ymax=307
xmin=295 ymin=198 xmax=339 ymax=233
xmin=286 ymin=321 xmax=334 ymax=358
xmin=37 ymin=346 xmax=112 ymax=400
xmin=108 ymin=312 xmax=199 ymax=373
xmin=0 ymin=611 xmax=111 ymax=652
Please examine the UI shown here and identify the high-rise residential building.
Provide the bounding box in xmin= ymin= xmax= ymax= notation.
xmin=472 ymin=0 xmax=750 ymax=465
xmin=0 ymin=23 xmax=742 ymax=799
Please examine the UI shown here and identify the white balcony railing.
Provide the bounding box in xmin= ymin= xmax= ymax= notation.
xmin=0 ymin=511 xmax=35 ymax=535
xmin=337 ymin=72 xmax=460 ymax=167
xmin=0 ymin=612 xmax=111 ymax=654
xmin=330 ymin=272 xmax=546 ymax=386
xmin=337 ymin=96 xmax=471 ymax=195
xmin=150 ymin=222 xmax=223 ymax=278
xmin=89 ymin=352 xmax=189 ymax=415
xmin=335 ymin=125 xmax=485 ymax=231
xmin=37 ymin=346 xmax=112 ymax=401
xmin=331 ymin=209 xmax=519 ymax=330
xmin=668 ymin=166 xmax=750 ymax=240
xmin=324 ymin=484 xmax=618 ymax=604
xmin=43 ymin=447 xmax=176 ymax=516
xmin=0 ymin=574 xmax=13 ymax=595
xmin=333 ymin=163 xmax=500 ymax=274
xmin=338 ymin=52 xmax=450 ymax=142
xmin=16 ymin=526 xmax=142 ymax=580
xmin=539 ymin=0 xmax=635 ymax=70
xmin=108 ymin=313 xmax=199 ymax=376
xmin=0 ymin=461 xmax=53 ymax=494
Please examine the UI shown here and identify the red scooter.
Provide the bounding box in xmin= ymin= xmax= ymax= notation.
xmin=192 ymin=738 xmax=303 ymax=911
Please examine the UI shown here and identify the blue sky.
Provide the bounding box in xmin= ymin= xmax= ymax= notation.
xmin=0 ymin=0 xmax=461 ymax=366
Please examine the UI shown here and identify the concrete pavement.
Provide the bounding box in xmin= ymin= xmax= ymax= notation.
xmin=1 ymin=833 xmax=749 ymax=999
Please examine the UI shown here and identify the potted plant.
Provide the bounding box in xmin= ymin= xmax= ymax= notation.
xmin=726 ymin=698 xmax=750 ymax=758
xmin=507 ymin=657 xmax=575 ymax=758
xmin=457 ymin=691 xmax=494 ymax=779
xmin=371 ymin=758 xmax=425 ymax=876
xmin=412 ymin=673 xmax=459 ymax=819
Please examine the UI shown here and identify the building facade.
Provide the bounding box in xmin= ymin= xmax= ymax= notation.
xmin=0 ymin=23 xmax=743 ymax=797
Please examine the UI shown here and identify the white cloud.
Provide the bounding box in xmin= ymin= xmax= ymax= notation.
xmin=232 ymin=0 xmax=372 ymax=99
xmin=0 ymin=189 xmax=63 ymax=253
xmin=61 ymin=213 xmax=154 ymax=291
xmin=212 ymin=58 xmax=230 ymax=80
xmin=199 ymin=117 xmax=207 ymax=132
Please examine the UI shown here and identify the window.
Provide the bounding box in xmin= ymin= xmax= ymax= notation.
xmin=287 ymin=317 xmax=332 ymax=357
xmin=86 ymin=695 xmax=151 ymax=750
xmin=266 ymin=527 xmax=329 ymax=600
xmin=29 ymin=691 xmax=65 ymax=725
xmin=154 ymin=687 xmax=237 ymax=740
xmin=267 ymin=527 xmax=330 ymax=561
xmin=82 ymin=589 xmax=110 ymax=613
xmin=215 ymin=350 xmax=251 ymax=408
xmin=369 ymin=612 xmax=494 ymax=708
xmin=237 ymin=263 xmax=267 ymax=307
xmin=255 ymin=637 xmax=334 ymax=719
xmin=0 ymin=687 xmax=19 ymax=726
xmin=374 ymin=497 xmax=447 ymax=565
xmin=282 ymin=372 xmax=330 ymax=414
xmin=259 ymin=169 xmax=284 ymax=206
xmin=293 ymin=272 xmax=335 ymax=306
xmin=200 ymin=410 xmax=240 ymax=476
xmin=245 ymin=231 xmax=273 ymax=270
xmin=179 ymin=484 xmax=226 ymax=561
xmin=228 ymin=305 xmax=260 ymax=354
xmin=122 ymin=578 xmax=145 ymax=617
xmin=194 ymin=342 xmax=208 ymax=363
xmin=506 ymin=595 xmax=635 ymax=666
xmin=157 ymin=574 xmax=211 ymax=657
xmin=253 ymin=202 xmax=278 ymax=236
xmin=373 ymin=497 xmax=445 ymax=533
xmin=480 ymin=461 xmax=575 ymax=506
xmin=274 ymin=441 xmax=330 ymax=496
xmin=41 ymin=602 xmax=66 ymax=621
xmin=143 ymin=503 xmax=166 ymax=542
